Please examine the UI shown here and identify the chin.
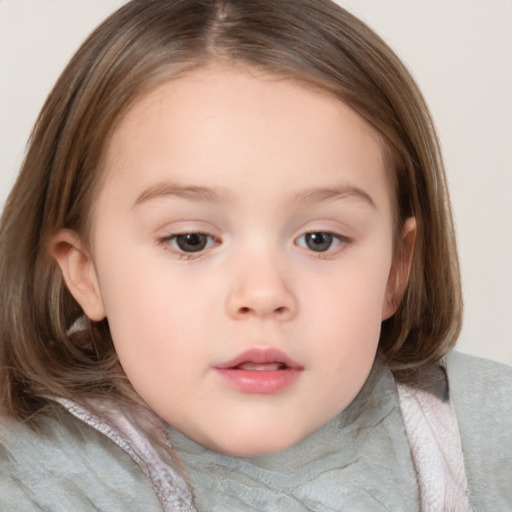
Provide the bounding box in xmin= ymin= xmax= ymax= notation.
xmin=214 ymin=441 xmax=295 ymax=457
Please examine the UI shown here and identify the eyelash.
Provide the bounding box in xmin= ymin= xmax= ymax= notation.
xmin=294 ymin=231 xmax=351 ymax=256
xmin=158 ymin=230 xmax=352 ymax=259
xmin=158 ymin=232 xmax=220 ymax=260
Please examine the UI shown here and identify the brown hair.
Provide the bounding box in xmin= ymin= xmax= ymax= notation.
xmin=0 ymin=0 xmax=462 ymax=420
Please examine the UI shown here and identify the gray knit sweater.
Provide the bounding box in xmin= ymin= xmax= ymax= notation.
xmin=0 ymin=351 xmax=510 ymax=511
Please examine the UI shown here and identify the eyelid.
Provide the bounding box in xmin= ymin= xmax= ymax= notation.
xmin=294 ymin=229 xmax=352 ymax=256
xmin=157 ymin=225 xmax=222 ymax=259
xmin=294 ymin=231 xmax=349 ymax=246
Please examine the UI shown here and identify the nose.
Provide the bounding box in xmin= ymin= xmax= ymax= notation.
xmin=225 ymin=256 xmax=298 ymax=321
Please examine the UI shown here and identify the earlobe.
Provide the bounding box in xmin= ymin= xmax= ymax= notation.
xmin=382 ymin=217 xmax=417 ymax=320
xmin=50 ymin=229 xmax=106 ymax=322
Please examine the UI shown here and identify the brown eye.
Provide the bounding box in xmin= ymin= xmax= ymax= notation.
xmin=304 ymin=232 xmax=334 ymax=252
xmin=295 ymin=231 xmax=349 ymax=254
xmin=174 ymin=233 xmax=209 ymax=252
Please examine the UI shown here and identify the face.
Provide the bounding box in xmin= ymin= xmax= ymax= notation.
xmin=55 ymin=64 xmax=411 ymax=456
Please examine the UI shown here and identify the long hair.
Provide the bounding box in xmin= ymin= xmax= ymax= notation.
xmin=0 ymin=0 xmax=462 ymax=420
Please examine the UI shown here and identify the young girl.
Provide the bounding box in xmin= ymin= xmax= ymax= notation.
xmin=0 ymin=0 xmax=510 ymax=510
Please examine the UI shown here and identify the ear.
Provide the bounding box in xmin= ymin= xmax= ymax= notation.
xmin=50 ymin=229 xmax=106 ymax=322
xmin=382 ymin=217 xmax=417 ymax=320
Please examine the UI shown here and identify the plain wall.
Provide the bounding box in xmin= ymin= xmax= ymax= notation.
xmin=1 ymin=0 xmax=511 ymax=365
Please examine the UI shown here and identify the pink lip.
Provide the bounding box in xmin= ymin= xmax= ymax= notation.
xmin=214 ymin=348 xmax=304 ymax=394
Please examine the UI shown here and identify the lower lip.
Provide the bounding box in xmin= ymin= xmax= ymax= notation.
xmin=215 ymin=368 xmax=302 ymax=394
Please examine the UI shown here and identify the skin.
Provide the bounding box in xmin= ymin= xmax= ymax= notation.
xmin=53 ymin=64 xmax=415 ymax=456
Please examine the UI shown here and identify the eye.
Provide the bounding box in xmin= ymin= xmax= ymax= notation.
xmin=164 ymin=232 xmax=218 ymax=254
xmin=295 ymin=232 xmax=346 ymax=253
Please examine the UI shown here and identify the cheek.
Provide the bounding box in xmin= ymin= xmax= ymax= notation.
xmin=301 ymin=246 xmax=392 ymax=357
xmin=298 ymin=266 xmax=389 ymax=413
xmin=310 ymin=246 xmax=392 ymax=316
xmin=94 ymin=249 xmax=220 ymax=378
xmin=101 ymin=283 xmax=199 ymax=405
xmin=101 ymin=271 xmax=204 ymax=345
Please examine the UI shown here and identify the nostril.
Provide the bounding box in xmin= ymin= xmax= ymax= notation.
xmin=237 ymin=306 xmax=288 ymax=316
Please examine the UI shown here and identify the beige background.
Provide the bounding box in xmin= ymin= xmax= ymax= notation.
xmin=1 ymin=0 xmax=511 ymax=365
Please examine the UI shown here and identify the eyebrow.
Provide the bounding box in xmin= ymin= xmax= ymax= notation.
xmin=133 ymin=181 xmax=234 ymax=207
xmin=133 ymin=180 xmax=376 ymax=210
xmin=290 ymin=185 xmax=377 ymax=209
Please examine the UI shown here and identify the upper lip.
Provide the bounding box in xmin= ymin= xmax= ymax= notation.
xmin=215 ymin=347 xmax=303 ymax=370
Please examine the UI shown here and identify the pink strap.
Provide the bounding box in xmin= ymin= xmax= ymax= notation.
xmin=396 ymin=374 xmax=473 ymax=511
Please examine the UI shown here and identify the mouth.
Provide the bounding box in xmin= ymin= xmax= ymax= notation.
xmin=215 ymin=347 xmax=303 ymax=370
xmin=233 ymin=362 xmax=288 ymax=371
xmin=214 ymin=348 xmax=303 ymax=394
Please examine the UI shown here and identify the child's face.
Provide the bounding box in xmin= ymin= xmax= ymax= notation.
xmin=57 ymin=64 xmax=405 ymax=456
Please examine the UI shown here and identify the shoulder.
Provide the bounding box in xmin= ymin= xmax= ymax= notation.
xmin=446 ymin=350 xmax=512 ymax=419
xmin=446 ymin=350 xmax=512 ymax=509
xmin=0 ymin=405 xmax=163 ymax=511
xmin=447 ymin=349 xmax=512 ymax=388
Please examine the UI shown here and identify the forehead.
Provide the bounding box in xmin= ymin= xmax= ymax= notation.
xmin=98 ymin=64 xmax=390 ymax=210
